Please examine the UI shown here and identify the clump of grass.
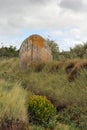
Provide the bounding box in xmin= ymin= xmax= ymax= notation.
xmin=29 ymin=61 xmax=46 ymax=72
xmin=0 ymin=80 xmax=28 ymax=124
xmin=0 ymin=58 xmax=19 ymax=71
xmin=42 ymin=61 xmax=63 ymax=73
xmin=57 ymin=106 xmax=87 ymax=130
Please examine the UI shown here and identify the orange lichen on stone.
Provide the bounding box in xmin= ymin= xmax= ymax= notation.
xmin=28 ymin=34 xmax=44 ymax=48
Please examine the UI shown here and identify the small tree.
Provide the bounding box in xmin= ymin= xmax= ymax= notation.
xmin=70 ymin=44 xmax=84 ymax=58
xmin=47 ymin=39 xmax=59 ymax=60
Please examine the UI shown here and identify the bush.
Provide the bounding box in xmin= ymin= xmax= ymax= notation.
xmin=0 ymin=46 xmax=19 ymax=57
xmin=27 ymin=95 xmax=57 ymax=128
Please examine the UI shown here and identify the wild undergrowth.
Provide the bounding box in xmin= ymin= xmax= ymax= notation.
xmin=0 ymin=58 xmax=87 ymax=108
xmin=0 ymin=57 xmax=87 ymax=129
xmin=0 ymin=79 xmax=29 ymax=125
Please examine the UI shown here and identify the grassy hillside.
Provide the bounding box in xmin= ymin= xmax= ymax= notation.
xmin=0 ymin=57 xmax=87 ymax=130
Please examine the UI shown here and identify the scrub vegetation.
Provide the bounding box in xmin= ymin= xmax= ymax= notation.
xmin=0 ymin=42 xmax=87 ymax=130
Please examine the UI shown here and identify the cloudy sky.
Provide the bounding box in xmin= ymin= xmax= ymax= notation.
xmin=0 ymin=0 xmax=87 ymax=51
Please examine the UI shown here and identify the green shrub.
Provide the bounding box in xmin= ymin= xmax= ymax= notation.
xmin=0 ymin=46 xmax=19 ymax=57
xmin=27 ymin=95 xmax=57 ymax=128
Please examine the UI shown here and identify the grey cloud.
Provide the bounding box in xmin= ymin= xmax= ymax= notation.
xmin=0 ymin=0 xmax=52 ymax=36
xmin=0 ymin=0 xmax=48 ymax=9
xmin=25 ymin=0 xmax=48 ymax=5
xmin=59 ymin=0 xmax=85 ymax=12
xmin=0 ymin=0 xmax=50 ymax=17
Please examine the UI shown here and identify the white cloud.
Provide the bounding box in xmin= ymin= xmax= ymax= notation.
xmin=0 ymin=0 xmax=87 ymax=50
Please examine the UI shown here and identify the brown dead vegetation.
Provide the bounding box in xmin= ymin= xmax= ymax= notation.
xmin=66 ymin=60 xmax=87 ymax=81
xmin=0 ymin=121 xmax=25 ymax=130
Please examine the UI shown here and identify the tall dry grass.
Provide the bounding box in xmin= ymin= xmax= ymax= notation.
xmin=0 ymin=79 xmax=28 ymax=124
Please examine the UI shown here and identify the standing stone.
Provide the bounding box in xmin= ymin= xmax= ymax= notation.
xmin=19 ymin=34 xmax=52 ymax=68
